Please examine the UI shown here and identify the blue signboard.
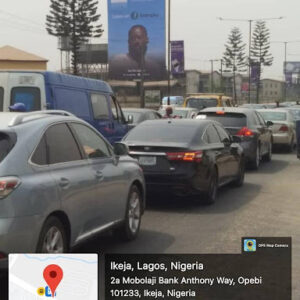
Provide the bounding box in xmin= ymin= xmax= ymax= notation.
xmin=171 ymin=40 xmax=185 ymax=76
xmin=108 ymin=0 xmax=166 ymax=81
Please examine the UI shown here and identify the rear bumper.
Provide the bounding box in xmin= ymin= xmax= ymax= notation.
xmin=272 ymin=133 xmax=291 ymax=145
xmin=240 ymin=139 xmax=257 ymax=162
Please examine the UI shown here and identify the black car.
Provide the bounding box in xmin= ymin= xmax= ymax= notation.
xmin=197 ymin=107 xmax=273 ymax=169
xmin=123 ymin=119 xmax=244 ymax=204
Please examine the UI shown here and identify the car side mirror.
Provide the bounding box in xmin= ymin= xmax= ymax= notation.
xmin=231 ymin=135 xmax=242 ymax=143
xmin=113 ymin=142 xmax=129 ymax=156
xmin=266 ymin=120 xmax=273 ymax=127
xmin=222 ymin=137 xmax=231 ymax=146
xmin=127 ymin=115 xmax=134 ymax=124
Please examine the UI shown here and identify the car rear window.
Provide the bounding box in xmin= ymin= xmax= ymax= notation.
xmin=0 ymin=132 xmax=16 ymax=163
xmin=198 ymin=112 xmax=247 ymax=127
xmin=125 ymin=123 xmax=198 ymax=143
xmin=186 ymin=98 xmax=218 ymax=110
xmin=11 ymin=87 xmax=41 ymax=111
xmin=259 ymin=111 xmax=287 ymax=121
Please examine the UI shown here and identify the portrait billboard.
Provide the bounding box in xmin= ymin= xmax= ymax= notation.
xmin=250 ymin=63 xmax=260 ymax=84
xmin=108 ymin=0 xmax=166 ymax=81
xmin=171 ymin=41 xmax=185 ymax=76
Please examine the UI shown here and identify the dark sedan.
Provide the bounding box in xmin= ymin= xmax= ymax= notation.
xmin=123 ymin=119 xmax=245 ymax=204
xmin=197 ymin=107 xmax=273 ymax=169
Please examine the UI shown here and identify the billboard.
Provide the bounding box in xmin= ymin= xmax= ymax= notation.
xmin=250 ymin=63 xmax=260 ymax=84
xmin=284 ymin=61 xmax=300 ymax=74
xmin=108 ymin=0 xmax=166 ymax=81
xmin=171 ymin=41 xmax=185 ymax=75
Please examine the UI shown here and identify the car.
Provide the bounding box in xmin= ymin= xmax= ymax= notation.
xmin=258 ymin=109 xmax=295 ymax=152
xmin=197 ymin=107 xmax=273 ymax=169
xmin=160 ymin=96 xmax=184 ymax=108
xmin=281 ymin=106 xmax=300 ymax=122
xmin=158 ymin=107 xmax=199 ymax=119
xmin=123 ymin=119 xmax=245 ymax=204
xmin=122 ymin=108 xmax=161 ymax=129
xmin=0 ymin=110 xmax=145 ymax=269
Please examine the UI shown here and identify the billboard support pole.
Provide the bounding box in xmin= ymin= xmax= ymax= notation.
xmin=284 ymin=42 xmax=287 ymax=102
xmin=167 ymin=0 xmax=171 ymax=105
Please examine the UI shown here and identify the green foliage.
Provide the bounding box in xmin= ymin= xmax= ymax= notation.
xmin=46 ymin=0 xmax=103 ymax=75
xmin=223 ymin=27 xmax=247 ymax=73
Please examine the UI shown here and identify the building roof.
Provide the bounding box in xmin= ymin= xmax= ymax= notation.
xmin=0 ymin=46 xmax=48 ymax=62
xmin=261 ymin=78 xmax=284 ymax=83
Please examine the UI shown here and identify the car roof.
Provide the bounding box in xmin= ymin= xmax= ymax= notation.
xmin=0 ymin=111 xmax=83 ymax=130
xmin=122 ymin=108 xmax=157 ymax=113
xmin=257 ymin=109 xmax=288 ymax=113
xmin=200 ymin=107 xmax=254 ymax=115
xmin=173 ymin=107 xmax=198 ymax=111
xmin=138 ymin=118 xmax=217 ymax=128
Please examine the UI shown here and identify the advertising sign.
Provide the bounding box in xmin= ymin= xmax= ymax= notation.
xmin=250 ymin=63 xmax=260 ymax=84
xmin=108 ymin=0 xmax=166 ymax=81
xmin=284 ymin=61 xmax=300 ymax=74
xmin=171 ymin=41 xmax=185 ymax=75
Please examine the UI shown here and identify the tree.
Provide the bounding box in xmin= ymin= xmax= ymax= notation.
xmin=223 ymin=27 xmax=247 ymax=104
xmin=250 ymin=21 xmax=273 ymax=103
xmin=46 ymin=0 xmax=103 ymax=75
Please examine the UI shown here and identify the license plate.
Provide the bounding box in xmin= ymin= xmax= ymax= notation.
xmin=138 ymin=156 xmax=156 ymax=166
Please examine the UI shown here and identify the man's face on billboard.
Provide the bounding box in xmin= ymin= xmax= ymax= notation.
xmin=128 ymin=27 xmax=148 ymax=58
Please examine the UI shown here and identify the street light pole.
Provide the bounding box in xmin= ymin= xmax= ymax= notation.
xmin=218 ymin=17 xmax=284 ymax=104
xmin=167 ymin=0 xmax=171 ymax=105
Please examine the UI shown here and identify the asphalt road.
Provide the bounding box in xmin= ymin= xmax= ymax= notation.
xmin=1 ymin=152 xmax=299 ymax=299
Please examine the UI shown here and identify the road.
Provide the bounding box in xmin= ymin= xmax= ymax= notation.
xmin=1 ymin=152 xmax=299 ymax=299
xmin=76 ymin=152 xmax=300 ymax=299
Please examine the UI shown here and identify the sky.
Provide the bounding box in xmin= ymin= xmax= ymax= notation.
xmin=1 ymin=0 xmax=300 ymax=80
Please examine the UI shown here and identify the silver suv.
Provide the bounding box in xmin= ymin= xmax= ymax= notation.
xmin=0 ymin=111 xmax=145 ymax=268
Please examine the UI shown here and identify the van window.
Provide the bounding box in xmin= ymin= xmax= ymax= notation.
xmin=0 ymin=87 xmax=3 ymax=111
xmin=11 ymin=87 xmax=41 ymax=111
xmin=91 ymin=93 xmax=110 ymax=120
xmin=54 ymin=88 xmax=90 ymax=119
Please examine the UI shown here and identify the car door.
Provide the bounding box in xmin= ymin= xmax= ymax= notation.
xmin=45 ymin=123 xmax=97 ymax=244
xmin=214 ymin=124 xmax=240 ymax=178
xmin=70 ymin=122 xmax=128 ymax=230
xmin=255 ymin=111 xmax=271 ymax=154
xmin=205 ymin=124 xmax=228 ymax=184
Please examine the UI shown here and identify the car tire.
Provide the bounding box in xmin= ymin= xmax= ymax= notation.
xmin=115 ymin=185 xmax=142 ymax=241
xmin=203 ymin=167 xmax=218 ymax=204
xmin=36 ymin=216 xmax=68 ymax=253
xmin=249 ymin=144 xmax=260 ymax=170
xmin=262 ymin=141 xmax=272 ymax=162
xmin=232 ymin=158 xmax=245 ymax=187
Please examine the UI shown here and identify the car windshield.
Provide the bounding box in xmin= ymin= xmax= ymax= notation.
xmin=186 ymin=98 xmax=218 ymax=110
xmin=125 ymin=123 xmax=198 ymax=143
xmin=122 ymin=111 xmax=143 ymax=123
xmin=259 ymin=111 xmax=287 ymax=121
xmin=198 ymin=112 xmax=247 ymax=127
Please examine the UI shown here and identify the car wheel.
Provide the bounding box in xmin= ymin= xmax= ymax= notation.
xmin=116 ymin=185 xmax=142 ymax=241
xmin=204 ymin=167 xmax=218 ymax=204
xmin=232 ymin=158 xmax=245 ymax=187
xmin=263 ymin=141 xmax=272 ymax=162
xmin=36 ymin=216 xmax=68 ymax=253
xmin=249 ymin=145 xmax=260 ymax=170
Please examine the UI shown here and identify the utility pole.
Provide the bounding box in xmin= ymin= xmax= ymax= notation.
xmin=167 ymin=0 xmax=171 ymax=105
xmin=218 ymin=16 xmax=284 ymax=103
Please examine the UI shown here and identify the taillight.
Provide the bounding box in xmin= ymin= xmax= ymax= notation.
xmin=0 ymin=252 xmax=6 ymax=259
xmin=166 ymin=151 xmax=203 ymax=162
xmin=236 ymin=127 xmax=254 ymax=136
xmin=0 ymin=177 xmax=21 ymax=199
xmin=279 ymin=125 xmax=289 ymax=132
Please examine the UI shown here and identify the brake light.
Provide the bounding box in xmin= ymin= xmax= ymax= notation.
xmin=166 ymin=151 xmax=203 ymax=162
xmin=216 ymin=110 xmax=225 ymax=115
xmin=0 ymin=252 xmax=6 ymax=259
xmin=236 ymin=127 xmax=254 ymax=136
xmin=279 ymin=125 xmax=289 ymax=132
xmin=0 ymin=177 xmax=21 ymax=199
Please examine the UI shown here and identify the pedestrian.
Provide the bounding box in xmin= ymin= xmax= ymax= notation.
xmin=163 ymin=106 xmax=173 ymax=118
xmin=9 ymin=103 xmax=26 ymax=112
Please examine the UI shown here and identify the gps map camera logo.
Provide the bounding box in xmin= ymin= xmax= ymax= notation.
xmin=244 ymin=239 xmax=256 ymax=252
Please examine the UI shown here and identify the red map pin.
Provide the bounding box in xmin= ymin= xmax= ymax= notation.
xmin=43 ymin=264 xmax=63 ymax=297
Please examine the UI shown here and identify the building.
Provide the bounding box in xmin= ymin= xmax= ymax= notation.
xmin=260 ymin=79 xmax=284 ymax=102
xmin=0 ymin=46 xmax=48 ymax=70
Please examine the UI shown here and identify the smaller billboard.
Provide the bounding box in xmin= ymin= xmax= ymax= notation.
xmin=284 ymin=62 xmax=300 ymax=74
xmin=171 ymin=41 xmax=184 ymax=75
